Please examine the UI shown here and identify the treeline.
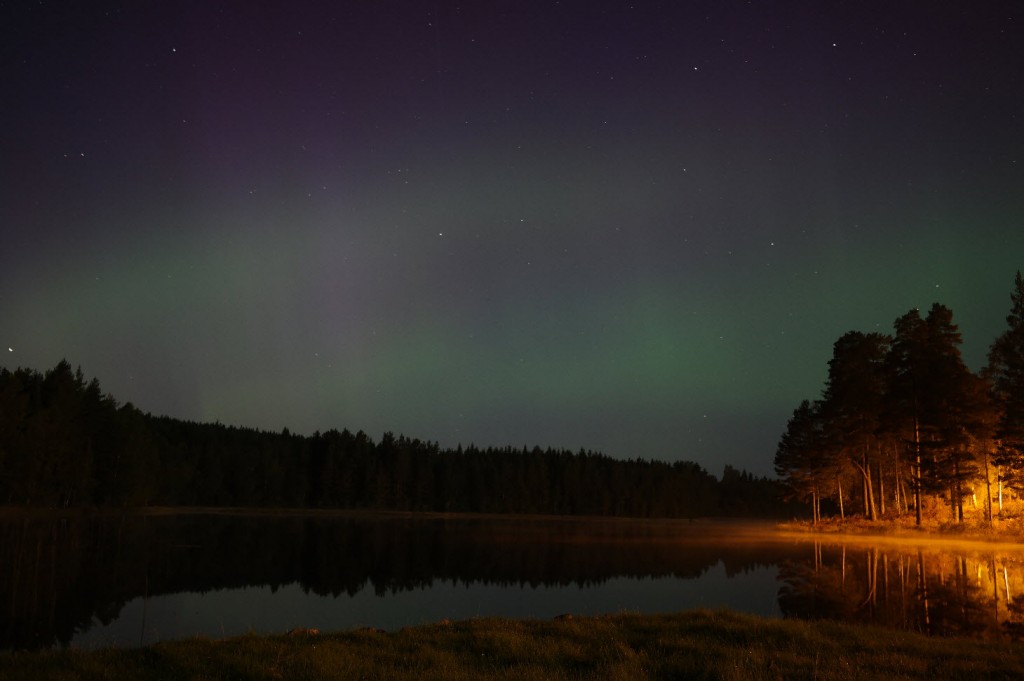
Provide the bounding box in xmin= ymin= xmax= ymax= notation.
xmin=775 ymin=272 xmax=1024 ymax=524
xmin=0 ymin=362 xmax=786 ymax=517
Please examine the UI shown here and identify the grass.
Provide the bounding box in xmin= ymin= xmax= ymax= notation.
xmin=2 ymin=609 xmax=1022 ymax=681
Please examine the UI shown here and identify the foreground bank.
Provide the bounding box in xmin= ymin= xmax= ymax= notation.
xmin=2 ymin=609 xmax=1021 ymax=681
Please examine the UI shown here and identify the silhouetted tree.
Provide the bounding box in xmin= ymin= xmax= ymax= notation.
xmin=884 ymin=309 xmax=931 ymax=525
xmin=775 ymin=400 xmax=828 ymax=522
xmin=989 ymin=271 xmax=1024 ymax=491
xmin=921 ymin=304 xmax=978 ymax=522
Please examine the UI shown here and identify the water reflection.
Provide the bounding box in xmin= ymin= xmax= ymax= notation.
xmin=1 ymin=513 xmax=1023 ymax=650
xmin=778 ymin=540 xmax=1024 ymax=641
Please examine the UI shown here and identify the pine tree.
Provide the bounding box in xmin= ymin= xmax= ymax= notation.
xmin=922 ymin=304 xmax=978 ymax=522
xmin=820 ymin=331 xmax=891 ymax=521
xmin=988 ymin=271 xmax=1024 ymax=490
xmin=884 ymin=309 xmax=930 ymax=525
xmin=775 ymin=400 xmax=827 ymax=522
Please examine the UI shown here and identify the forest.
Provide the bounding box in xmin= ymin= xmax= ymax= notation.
xmin=774 ymin=272 xmax=1024 ymax=525
xmin=0 ymin=361 xmax=785 ymax=518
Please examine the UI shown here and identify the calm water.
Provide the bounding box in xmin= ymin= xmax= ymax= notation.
xmin=2 ymin=513 xmax=1023 ymax=650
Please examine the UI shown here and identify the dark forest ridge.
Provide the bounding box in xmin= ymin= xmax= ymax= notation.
xmin=0 ymin=361 xmax=788 ymax=517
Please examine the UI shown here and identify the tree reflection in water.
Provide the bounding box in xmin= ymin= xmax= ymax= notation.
xmin=3 ymin=514 xmax=1024 ymax=650
xmin=777 ymin=540 xmax=1024 ymax=641
xmin=0 ymin=515 xmax=783 ymax=650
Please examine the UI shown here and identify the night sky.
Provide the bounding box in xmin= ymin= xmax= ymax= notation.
xmin=3 ymin=2 xmax=1021 ymax=476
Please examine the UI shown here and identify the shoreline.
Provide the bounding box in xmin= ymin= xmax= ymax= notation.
xmin=0 ymin=505 xmax=776 ymax=524
xmin=5 ymin=505 xmax=1024 ymax=545
xmin=776 ymin=517 xmax=1024 ymax=548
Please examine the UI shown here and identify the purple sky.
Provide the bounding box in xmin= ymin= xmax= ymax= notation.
xmin=3 ymin=1 xmax=1022 ymax=475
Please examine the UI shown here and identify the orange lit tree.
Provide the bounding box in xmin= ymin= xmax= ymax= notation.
xmin=777 ymin=273 xmax=1024 ymax=525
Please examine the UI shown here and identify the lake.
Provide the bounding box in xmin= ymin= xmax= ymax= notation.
xmin=2 ymin=512 xmax=1023 ymax=650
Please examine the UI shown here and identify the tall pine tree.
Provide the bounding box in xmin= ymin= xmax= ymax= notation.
xmin=885 ymin=309 xmax=930 ymax=525
xmin=775 ymin=400 xmax=828 ymax=522
xmin=820 ymin=331 xmax=891 ymax=521
xmin=988 ymin=271 xmax=1024 ymax=490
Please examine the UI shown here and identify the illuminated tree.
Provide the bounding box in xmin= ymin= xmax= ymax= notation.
xmin=820 ymin=331 xmax=891 ymax=521
xmin=966 ymin=370 xmax=1000 ymax=522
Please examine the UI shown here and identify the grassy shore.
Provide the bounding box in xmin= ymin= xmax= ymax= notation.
xmin=2 ymin=609 xmax=1022 ymax=681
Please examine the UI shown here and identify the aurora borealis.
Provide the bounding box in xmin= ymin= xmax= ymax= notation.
xmin=3 ymin=2 xmax=1022 ymax=475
